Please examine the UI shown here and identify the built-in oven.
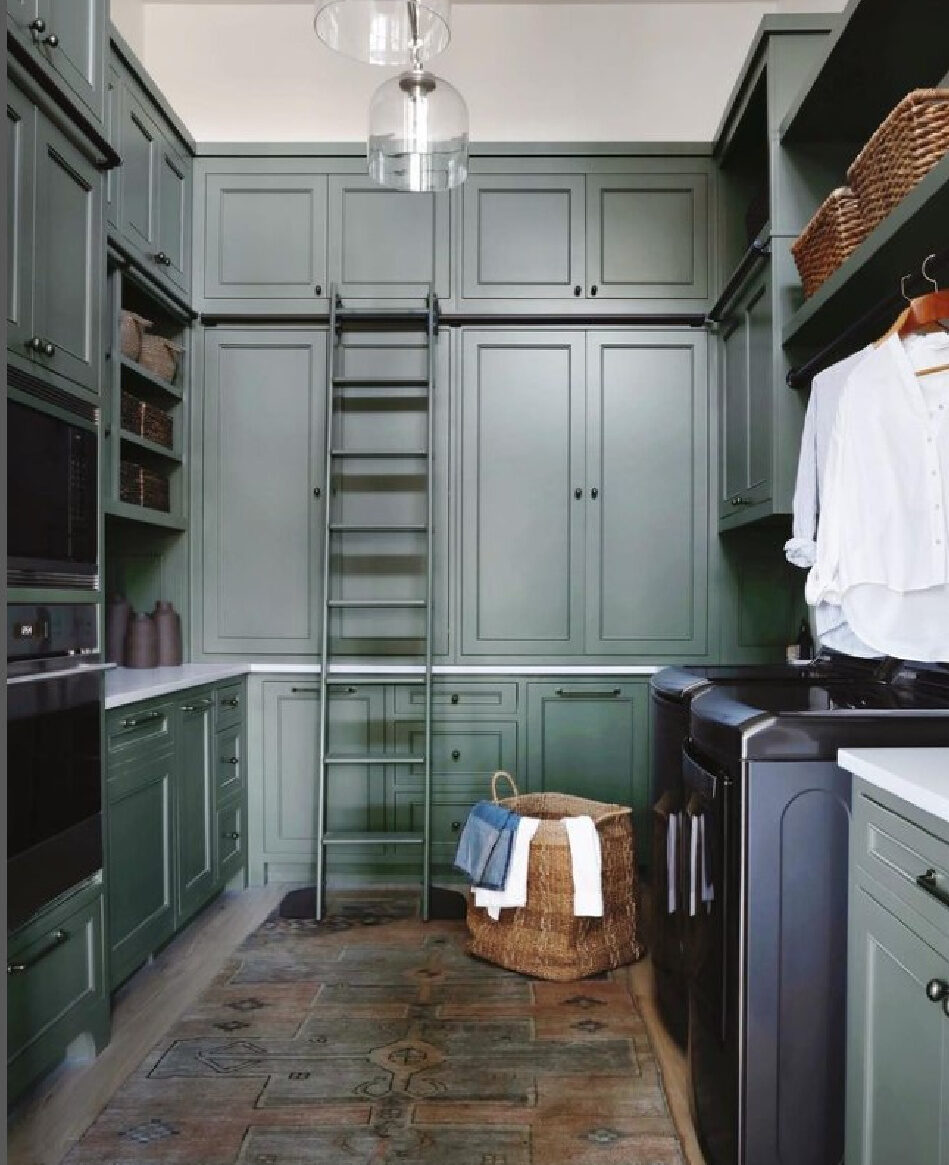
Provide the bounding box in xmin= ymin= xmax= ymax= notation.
xmin=7 ymin=375 xmax=99 ymax=589
xmin=7 ymin=604 xmax=107 ymax=934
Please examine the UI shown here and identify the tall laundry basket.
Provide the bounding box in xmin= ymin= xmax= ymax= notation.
xmin=465 ymin=772 xmax=645 ymax=980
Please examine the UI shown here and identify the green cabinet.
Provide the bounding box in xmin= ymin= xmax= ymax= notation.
xmin=201 ymin=329 xmax=326 ymax=655
xmin=6 ymin=80 xmax=102 ymax=396
xmin=175 ymin=691 xmax=216 ymax=924
xmin=7 ymin=0 xmax=106 ymax=131
xmin=7 ymin=877 xmax=109 ymax=1103
xmin=460 ymin=329 xmax=709 ymax=658
xmin=527 ymin=681 xmax=650 ymax=844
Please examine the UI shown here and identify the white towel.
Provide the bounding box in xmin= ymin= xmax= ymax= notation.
xmin=666 ymin=811 xmax=679 ymax=915
xmin=689 ymin=814 xmax=699 ymax=918
xmin=563 ymin=815 xmax=603 ymax=918
xmin=473 ymin=817 xmax=541 ymax=921
xmin=699 ymin=815 xmax=714 ymax=912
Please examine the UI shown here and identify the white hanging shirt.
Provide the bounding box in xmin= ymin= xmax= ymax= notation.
xmin=806 ymin=332 xmax=949 ymax=661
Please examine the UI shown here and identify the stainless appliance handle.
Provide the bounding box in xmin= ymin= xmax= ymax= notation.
xmin=7 ymin=661 xmax=113 ymax=686
xmin=181 ymin=700 xmax=214 ymax=713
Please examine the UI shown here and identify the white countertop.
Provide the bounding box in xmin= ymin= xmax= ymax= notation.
xmin=838 ymin=748 xmax=949 ymax=827
xmin=105 ymin=664 xmax=251 ymax=709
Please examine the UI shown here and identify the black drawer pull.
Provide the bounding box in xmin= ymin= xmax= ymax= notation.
xmin=181 ymin=700 xmax=213 ymax=713
xmin=8 ymin=929 xmax=68 ymax=974
xmin=450 ymin=693 xmax=459 ymax=705
xmin=121 ymin=710 xmax=164 ymax=729
xmin=917 ymin=869 xmax=949 ymax=910
xmin=221 ymin=696 xmax=240 ymax=708
xmin=222 ymin=831 xmax=241 ymax=840
xmin=222 ymin=756 xmax=240 ymax=765
xmin=451 ymin=749 xmax=461 ymax=761
xmin=291 ymin=687 xmax=320 ymax=694
xmin=925 ymin=978 xmax=948 ymax=1002
xmin=554 ymin=688 xmax=621 ymax=699
xmin=450 ymin=820 xmax=462 ymax=832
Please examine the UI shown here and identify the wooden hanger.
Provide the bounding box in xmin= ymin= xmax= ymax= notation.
xmin=878 ymin=256 xmax=949 ymax=376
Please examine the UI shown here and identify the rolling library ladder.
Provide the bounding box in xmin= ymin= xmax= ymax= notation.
xmin=315 ymin=287 xmax=439 ymax=920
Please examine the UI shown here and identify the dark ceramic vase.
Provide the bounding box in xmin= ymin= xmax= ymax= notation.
xmin=153 ymin=600 xmax=183 ymax=666
xmin=106 ymin=595 xmax=131 ymax=665
xmin=125 ymin=612 xmax=158 ymax=669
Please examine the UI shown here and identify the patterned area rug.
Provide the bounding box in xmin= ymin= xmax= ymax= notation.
xmin=64 ymin=896 xmax=685 ymax=1164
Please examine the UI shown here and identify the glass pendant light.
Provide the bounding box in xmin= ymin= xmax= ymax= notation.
xmin=367 ymin=56 xmax=468 ymax=192
xmin=314 ymin=0 xmax=451 ymax=67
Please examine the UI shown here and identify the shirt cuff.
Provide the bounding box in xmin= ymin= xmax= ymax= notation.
xmin=784 ymin=537 xmax=816 ymax=569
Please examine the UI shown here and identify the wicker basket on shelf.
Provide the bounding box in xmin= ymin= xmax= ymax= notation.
xmin=465 ymin=771 xmax=645 ymax=981
xmin=120 ymin=460 xmax=171 ymax=513
xmin=139 ymin=334 xmax=183 ymax=384
xmin=120 ymin=391 xmax=174 ymax=449
xmin=119 ymin=311 xmax=152 ymax=361
xmin=847 ymin=88 xmax=949 ymax=234
xmin=791 ymin=186 xmax=868 ymax=299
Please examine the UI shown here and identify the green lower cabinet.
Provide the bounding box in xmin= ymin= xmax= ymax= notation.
xmin=7 ymin=877 xmax=110 ymax=1103
xmin=175 ymin=690 xmax=216 ymax=925
xmin=526 ymin=681 xmax=650 ymax=856
xmin=215 ymin=795 xmax=246 ymax=887
xmin=107 ymin=755 xmax=176 ymax=990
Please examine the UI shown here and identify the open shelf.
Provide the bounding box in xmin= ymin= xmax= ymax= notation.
xmin=119 ymin=429 xmax=183 ymax=463
xmin=105 ymin=500 xmax=188 ymax=532
xmin=781 ymin=0 xmax=949 ymax=145
xmin=120 ymin=356 xmax=182 ymax=400
xmin=783 ymin=152 xmax=949 ymax=351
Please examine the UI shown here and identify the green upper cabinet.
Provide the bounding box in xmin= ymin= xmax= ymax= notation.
xmin=155 ymin=134 xmax=191 ymax=297
xmin=198 ymin=162 xmax=329 ymax=311
xmin=461 ymin=173 xmax=586 ymax=301
xmin=201 ymin=328 xmax=326 ymax=655
xmin=586 ymin=172 xmax=709 ymax=302
xmin=585 ymin=332 xmax=708 ymax=655
xmin=6 ymin=82 xmax=35 ymax=362
xmin=104 ymin=58 xmax=119 ymax=229
xmin=7 ymin=0 xmax=106 ymax=132
xmin=175 ymin=692 xmax=216 ymax=924
xmin=116 ymin=79 xmax=159 ymax=256
xmin=328 ymin=173 xmax=450 ymax=301
xmin=460 ymin=330 xmax=587 ymax=655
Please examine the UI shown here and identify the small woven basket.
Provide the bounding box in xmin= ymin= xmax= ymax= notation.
xmin=120 ymin=392 xmax=173 ymax=449
xmin=791 ymin=186 xmax=868 ymax=298
xmin=120 ymin=461 xmax=171 ymax=513
xmin=465 ymin=771 xmax=645 ymax=981
xmin=847 ymin=88 xmax=949 ymax=235
xmin=119 ymin=311 xmax=152 ymax=361
xmin=139 ymin=334 xmax=183 ymax=384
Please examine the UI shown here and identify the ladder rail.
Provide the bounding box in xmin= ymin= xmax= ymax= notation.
xmin=422 ymin=290 xmax=435 ymax=921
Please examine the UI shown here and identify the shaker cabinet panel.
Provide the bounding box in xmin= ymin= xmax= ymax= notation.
xmin=202 ymin=330 xmax=326 ymax=655
xmin=202 ymin=170 xmax=328 ymax=304
xmin=461 ymin=174 xmax=585 ymax=300
xmin=585 ymin=333 xmax=708 ymax=654
xmin=328 ymin=174 xmax=450 ymax=300
xmin=156 ymin=137 xmax=192 ymax=297
xmin=117 ymin=83 xmax=159 ymax=258
xmin=104 ymin=59 xmax=119 ymax=229
xmin=460 ymin=331 xmax=587 ymax=655
xmin=6 ymin=83 xmax=35 ymax=361
xmin=586 ymin=173 xmax=709 ymax=301
xmin=175 ymin=695 xmax=216 ymax=924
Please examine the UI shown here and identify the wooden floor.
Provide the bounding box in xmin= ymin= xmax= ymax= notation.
xmin=7 ymin=884 xmax=705 ymax=1165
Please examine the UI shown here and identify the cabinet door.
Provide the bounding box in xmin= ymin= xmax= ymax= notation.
xmin=202 ymin=169 xmax=328 ymax=308
xmin=155 ymin=133 xmax=192 ymax=296
xmin=719 ymin=265 xmax=773 ymax=516
xmin=215 ymin=795 xmax=246 ymax=888
xmin=328 ymin=173 xmax=450 ymax=300
xmin=527 ymin=682 xmax=649 ymax=841
xmin=460 ymin=331 xmax=586 ymax=655
xmin=175 ymin=697 xmax=216 ymax=924
xmin=585 ymin=332 xmax=708 ymax=655
xmin=42 ymin=0 xmax=106 ymax=126
xmin=107 ymin=757 xmax=175 ymax=990
xmin=32 ymin=111 xmax=100 ymax=393
xmin=202 ymin=329 xmax=326 ymax=654
xmin=117 ymin=80 xmax=159 ymax=258
xmin=104 ymin=59 xmax=120 ymax=229
xmin=461 ymin=173 xmax=585 ymax=300
xmin=586 ymin=172 xmax=709 ymax=302
xmin=6 ymin=83 xmax=35 ymax=359
xmin=847 ymin=885 xmax=949 ymax=1165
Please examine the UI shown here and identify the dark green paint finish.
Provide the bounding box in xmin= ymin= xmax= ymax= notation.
xmin=175 ymin=690 xmax=216 ymax=925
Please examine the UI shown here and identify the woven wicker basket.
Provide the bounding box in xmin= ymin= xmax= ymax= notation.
xmin=119 ymin=311 xmax=152 ymax=361
xmin=139 ymin=334 xmax=183 ymax=384
xmin=791 ymin=186 xmax=868 ymax=299
xmin=847 ymin=88 xmax=949 ymax=235
xmin=120 ymin=460 xmax=171 ymax=513
xmin=465 ymin=772 xmax=645 ymax=981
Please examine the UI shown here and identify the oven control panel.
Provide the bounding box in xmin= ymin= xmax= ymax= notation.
xmin=7 ymin=603 xmax=98 ymax=661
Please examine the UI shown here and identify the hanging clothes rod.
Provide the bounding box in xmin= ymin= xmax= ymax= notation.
xmin=705 ymin=237 xmax=771 ymax=326
xmin=786 ymin=248 xmax=949 ymax=389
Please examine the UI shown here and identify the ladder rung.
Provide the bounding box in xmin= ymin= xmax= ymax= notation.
xmin=330 ymin=449 xmax=428 ymax=458
xmin=324 ymin=754 xmax=426 ymax=765
xmin=330 ymin=524 xmax=428 ymax=534
xmin=332 ymin=377 xmax=428 ymax=388
xmin=325 ymin=676 xmax=425 ymax=686
xmin=323 ymin=830 xmax=425 ymax=846
xmin=327 ymin=598 xmax=426 ymax=608
xmin=336 ymin=308 xmax=430 ymax=321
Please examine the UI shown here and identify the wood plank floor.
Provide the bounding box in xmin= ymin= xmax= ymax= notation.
xmin=7 ymin=884 xmax=705 ymax=1165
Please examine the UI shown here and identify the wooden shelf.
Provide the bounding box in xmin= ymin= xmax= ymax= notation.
xmin=781 ymin=0 xmax=949 ymax=144
xmin=105 ymin=500 xmax=188 ymax=532
xmin=119 ymin=356 xmax=182 ymax=399
xmin=119 ymin=430 xmax=183 ymax=463
xmin=783 ymin=152 xmax=949 ymax=351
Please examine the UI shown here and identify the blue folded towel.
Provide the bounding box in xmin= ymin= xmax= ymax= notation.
xmin=454 ymin=801 xmax=519 ymax=890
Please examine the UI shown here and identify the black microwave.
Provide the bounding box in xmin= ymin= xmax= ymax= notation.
xmin=7 ymin=383 xmax=99 ymax=589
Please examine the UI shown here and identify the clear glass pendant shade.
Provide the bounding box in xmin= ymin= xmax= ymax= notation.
xmin=367 ymin=66 xmax=469 ymax=192
xmin=314 ymin=0 xmax=451 ymax=66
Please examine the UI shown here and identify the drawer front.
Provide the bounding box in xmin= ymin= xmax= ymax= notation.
xmin=216 ymin=796 xmax=246 ymax=885
xmin=107 ymin=701 xmax=174 ymax=762
xmin=394 ymin=682 xmax=518 ymax=718
xmin=215 ymin=682 xmax=244 ymax=731
xmin=391 ymin=721 xmax=517 ymax=786
xmin=854 ymin=789 xmax=949 ymax=942
xmin=392 ymin=788 xmax=480 ymax=870
xmin=216 ymin=727 xmax=243 ymax=798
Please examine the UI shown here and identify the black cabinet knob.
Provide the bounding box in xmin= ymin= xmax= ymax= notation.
xmin=28 ymin=17 xmax=46 ymax=39
xmin=44 ymin=32 xmax=59 ymax=47
xmin=313 ymin=487 xmax=321 ymax=498
xmin=315 ymin=284 xmax=323 ymax=296
xmin=154 ymin=251 xmax=171 ymax=266
xmin=451 ymin=749 xmax=461 ymax=761
xmin=451 ymin=821 xmax=461 ymax=832
xmin=450 ymin=693 xmax=459 ymax=705
xmin=590 ymin=285 xmax=598 ymax=296
xmin=27 ymin=336 xmax=43 ymax=352
xmin=590 ymin=487 xmax=599 ymax=500
xmin=574 ymin=487 xmax=583 ymax=500
xmin=222 ymin=831 xmax=240 ymax=840
xmin=222 ymin=756 xmax=239 ymax=765
xmin=925 ymin=978 xmax=949 ymax=1002
xmin=573 ymin=285 xmax=582 ymax=297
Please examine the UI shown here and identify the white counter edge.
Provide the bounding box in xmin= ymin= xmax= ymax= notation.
xmin=838 ymin=747 xmax=949 ymax=828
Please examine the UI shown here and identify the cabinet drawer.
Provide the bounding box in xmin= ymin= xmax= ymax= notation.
xmin=392 ymin=789 xmax=479 ymax=869
xmin=216 ymin=727 xmax=243 ymax=798
xmin=215 ymin=796 xmax=246 ymax=885
xmin=107 ymin=701 xmax=174 ymax=761
xmin=394 ymin=682 xmax=518 ymax=717
xmin=215 ymin=682 xmax=244 ymax=731
xmin=391 ymin=721 xmax=517 ymax=785
xmin=854 ymin=790 xmax=949 ymax=941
